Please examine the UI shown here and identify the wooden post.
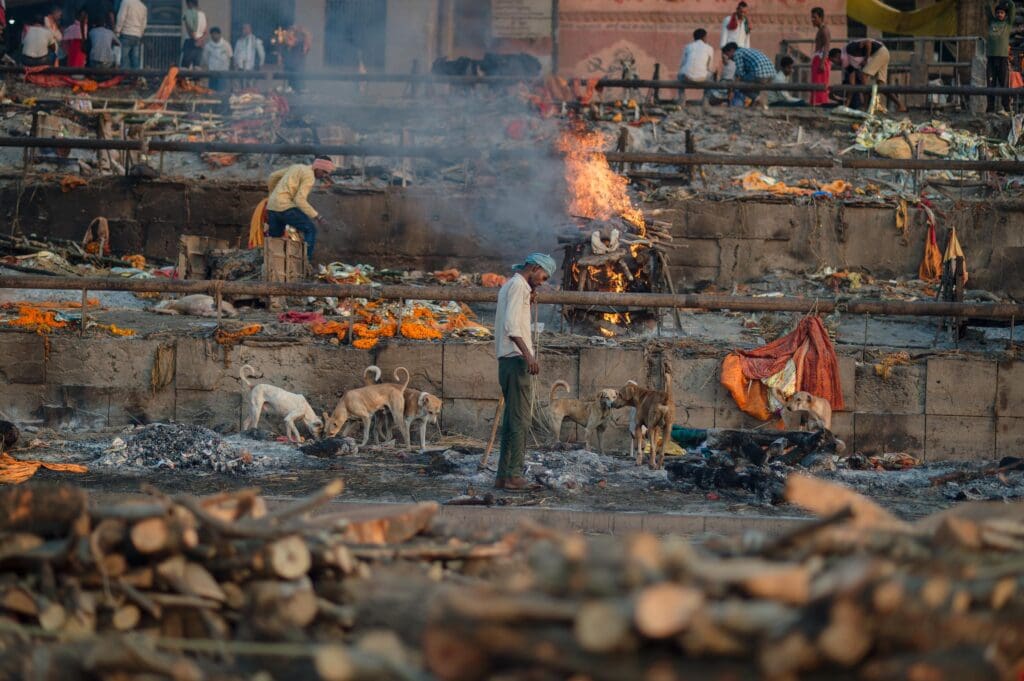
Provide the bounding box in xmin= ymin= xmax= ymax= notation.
xmin=479 ymin=397 xmax=504 ymax=470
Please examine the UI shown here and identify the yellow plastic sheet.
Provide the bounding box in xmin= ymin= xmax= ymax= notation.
xmin=846 ymin=0 xmax=957 ymax=37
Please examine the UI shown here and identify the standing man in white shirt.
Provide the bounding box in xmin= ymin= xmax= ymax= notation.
xmin=115 ymin=0 xmax=147 ymax=69
xmin=678 ymin=28 xmax=715 ymax=102
xmin=493 ymin=253 xmax=554 ymax=491
xmin=233 ymin=22 xmax=265 ymax=89
xmin=720 ymin=1 xmax=750 ymax=50
xmin=201 ymin=26 xmax=232 ymax=92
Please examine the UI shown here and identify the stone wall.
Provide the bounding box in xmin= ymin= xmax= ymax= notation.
xmin=0 ymin=331 xmax=1017 ymax=462
xmin=3 ymin=182 xmax=1023 ymax=298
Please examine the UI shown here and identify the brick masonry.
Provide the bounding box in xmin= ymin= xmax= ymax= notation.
xmin=0 ymin=330 xmax=1015 ymax=462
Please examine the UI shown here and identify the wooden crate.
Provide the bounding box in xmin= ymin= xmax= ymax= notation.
xmin=263 ymin=237 xmax=308 ymax=309
xmin=177 ymin=235 xmax=231 ymax=280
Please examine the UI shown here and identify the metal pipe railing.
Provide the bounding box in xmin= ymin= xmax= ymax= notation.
xmin=595 ymin=79 xmax=1024 ymax=97
xmin=0 ymin=275 xmax=1020 ymax=319
xmin=2 ymin=64 xmax=1021 ymax=97
xmin=0 ymin=65 xmax=527 ymax=84
xmin=3 ymin=137 xmax=1020 ymax=173
xmin=604 ymin=152 xmax=1024 ymax=173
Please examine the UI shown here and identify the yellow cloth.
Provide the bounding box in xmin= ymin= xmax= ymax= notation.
xmin=942 ymin=227 xmax=969 ymax=285
xmin=248 ymin=198 xmax=268 ymax=249
xmin=267 ymin=164 xmax=318 ymax=219
xmin=847 ymin=0 xmax=957 ymax=37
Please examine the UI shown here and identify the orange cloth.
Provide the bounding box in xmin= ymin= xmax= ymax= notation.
xmin=721 ymin=354 xmax=773 ymax=421
xmin=1011 ymin=71 xmax=1023 ymax=89
xmin=137 ymin=66 xmax=179 ymax=111
xmin=722 ymin=316 xmax=845 ymax=421
xmin=919 ymin=221 xmax=942 ymax=282
xmin=214 ymin=323 xmax=262 ymax=346
xmin=0 ymin=452 xmax=87 ymax=484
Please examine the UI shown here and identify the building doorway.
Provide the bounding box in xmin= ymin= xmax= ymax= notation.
xmin=231 ymin=0 xmax=296 ymax=65
xmin=324 ymin=0 xmax=387 ymax=70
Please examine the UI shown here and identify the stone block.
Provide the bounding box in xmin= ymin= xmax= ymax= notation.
xmin=173 ymin=338 xmax=239 ymax=391
xmin=0 ymin=334 xmax=45 ymax=384
xmin=0 ymin=384 xmax=50 ymax=422
xmin=837 ymin=355 xmax=856 ymax=411
xmin=375 ymin=343 xmax=444 ymax=394
xmin=47 ymin=337 xmax=159 ymax=389
xmin=714 ymin=405 xmax=768 ymax=430
xmin=442 ymin=344 xmax=501 ymax=400
xmin=675 ymin=406 xmax=716 ymax=430
xmin=831 ymin=411 xmax=854 ymax=444
xmin=737 ymin=203 xmax=797 ymax=241
xmin=926 ymin=358 xmax=997 ymax=417
xmin=442 ymin=398 xmax=500 ymax=440
xmin=672 ymin=240 xmax=721 ymax=268
xmin=853 ymin=413 xmax=925 ymax=455
xmin=176 ymin=389 xmax=242 ymax=432
xmin=997 ymin=417 xmax=1024 ymax=459
xmin=540 ymin=352 xmax=581 ymax=399
xmin=676 ymin=202 xmax=741 ymax=239
xmin=109 ymin=389 xmax=176 ymax=427
xmin=854 ymin=361 xmax=926 ymax=414
xmin=669 ymin=266 xmax=720 ymax=288
xmin=579 ymin=348 xmax=646 ymax=396
xmin=669 ymin=358 xmax=720 ymax=408
xmin=840 ymin=206 xmax=919 ymax=275
xmin=997 ymin=360 xmax=1024 ymax=417
xmin=49 ymin=386 xmax=112 ymax=429
xmin=925 ymin=415 xmax=996 ymax=462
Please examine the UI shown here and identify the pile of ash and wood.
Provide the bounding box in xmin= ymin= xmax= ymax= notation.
xmin=558 ymin=217 xmax=674 ymax=337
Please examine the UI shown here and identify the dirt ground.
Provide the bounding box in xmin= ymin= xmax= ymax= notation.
xmin=14 ymin=420 xmax=1017 ymax=525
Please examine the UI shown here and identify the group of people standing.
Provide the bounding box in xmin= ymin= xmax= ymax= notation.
xmin=677 ymin=2 xmax=902 ymax=112
xmin=19 ymin=1 xmax=144 ymax=70
xmin=16 ymin=1 xmax=309 ymax=93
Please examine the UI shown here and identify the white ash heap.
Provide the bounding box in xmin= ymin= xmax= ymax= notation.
xmin=96 ymin=423 xmax=255 ymax=474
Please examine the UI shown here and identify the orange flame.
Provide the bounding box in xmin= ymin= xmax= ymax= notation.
xmin=558 ymin=127 xmax=646 ymax=236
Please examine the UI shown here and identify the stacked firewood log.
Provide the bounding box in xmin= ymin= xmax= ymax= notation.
xmin=421 ymin=474 xmax=1024 ymax=681
xmin=2 ymin=475 xmax=1023 ymax=680
xmin=0 ymin=480 xmax=507 ymax=681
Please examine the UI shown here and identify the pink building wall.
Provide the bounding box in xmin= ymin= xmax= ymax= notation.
xmin=558 ymin=0 xmax=847 ymax=78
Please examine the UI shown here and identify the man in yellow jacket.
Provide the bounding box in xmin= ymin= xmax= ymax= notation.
xmin=266 ymin=156 xmax=335 ymax=261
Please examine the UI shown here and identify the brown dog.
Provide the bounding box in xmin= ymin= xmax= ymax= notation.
xmin=774 ymin=389 xmax=832 ymax=431
xmin=614 ymin=362 xmax=675 ymax=469
xmin=548 ymin=381 xmax=619 ymax=454
xmin=323 ymin=367 xmax=411 ymax=447
xmin=363 ymin=365 xmax=444 ymax=451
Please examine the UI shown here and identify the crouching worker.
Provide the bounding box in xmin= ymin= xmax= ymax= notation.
xmin=265 ymin=156 xmax=335 ymax=262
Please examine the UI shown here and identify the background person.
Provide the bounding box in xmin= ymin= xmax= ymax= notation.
xmin=809 ymin=7 xmax=831 ymax=106
xmin=720 ymin=1 xmax=750 ymax=49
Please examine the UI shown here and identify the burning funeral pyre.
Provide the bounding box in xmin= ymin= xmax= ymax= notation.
xmin=556 ymin=126 xmax=673 ymax=337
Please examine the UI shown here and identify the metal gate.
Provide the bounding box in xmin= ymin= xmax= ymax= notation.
xmin=231 ymin=0 xmax=296 ymax=66
xmin=142 ymin=0 xmax=181 ymax=70
xmin=324 ymin=0 xmax=387 ymax=70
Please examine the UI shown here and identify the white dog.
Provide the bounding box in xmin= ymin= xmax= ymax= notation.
xmin=240 ymin=365 xmax=322 ymax=442
xmin=153 ymin=294 xmax=237 ymax=318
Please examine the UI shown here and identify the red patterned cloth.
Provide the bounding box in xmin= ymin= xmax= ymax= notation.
xmin=733 ymin=315 xmax=845 ymax=411
xmin=278 ymin=311 xmax=326 ymax=325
